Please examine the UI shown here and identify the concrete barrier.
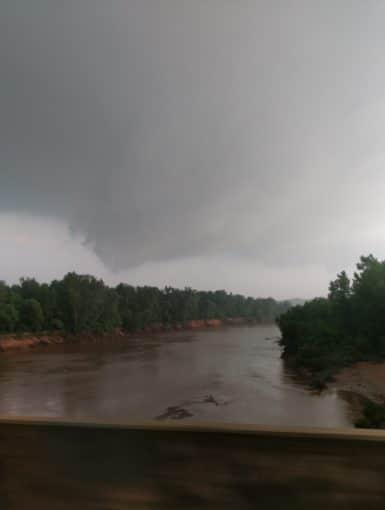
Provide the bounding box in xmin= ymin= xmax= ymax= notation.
xmin=1 ymin=417 xmax=385 ymax=509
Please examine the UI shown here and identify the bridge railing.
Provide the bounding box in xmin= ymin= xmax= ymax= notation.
xmin=1 ymin=417 xmax=385 ymax=509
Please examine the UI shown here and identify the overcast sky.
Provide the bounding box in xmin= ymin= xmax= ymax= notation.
xmin=2 ymin=1 xmax=385 ymax=299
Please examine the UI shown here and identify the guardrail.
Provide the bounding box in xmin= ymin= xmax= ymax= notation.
xmin=1 ymin=417 xmax=385 ymax=509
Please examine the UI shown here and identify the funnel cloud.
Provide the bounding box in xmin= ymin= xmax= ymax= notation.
xmin=2 ymin=1 xmax=385 ymax=298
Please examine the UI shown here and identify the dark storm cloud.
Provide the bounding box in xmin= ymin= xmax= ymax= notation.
xmin=2 ymin=1 xmax=385 ymax=273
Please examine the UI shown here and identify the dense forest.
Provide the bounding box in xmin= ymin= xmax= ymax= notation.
xmin=0 ymin=273 xmax=291 ymax=335
xmin=278 ymin=255 xmax=385 ymax=376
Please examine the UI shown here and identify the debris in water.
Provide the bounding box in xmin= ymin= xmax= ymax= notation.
xmin=155 ymin=406 xmax=193 ymax=420
xmin=203 ymin=394 xmax=219 ymax=406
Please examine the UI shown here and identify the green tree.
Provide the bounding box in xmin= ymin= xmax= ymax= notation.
xmin=206 ymin=300 xmax=219 ymax=319
xmin=19 ymin=299 xmax=44 ymax=332
xmin=329 ymin=271 xmax=351 ymax=302
xmin=0 ymin=272 xmax=290 ymax=336
xmin=0 ymin=303 xmax=19 ymax=332
xmin=182 ymin=288 xmax=200 ymax=321
xmin=278 ymin=254 xmax=385 ymax=376
xmin=116 ymin=284 xmax=137 ymax=331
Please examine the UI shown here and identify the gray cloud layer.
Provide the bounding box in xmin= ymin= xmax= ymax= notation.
xmin=2 ymin=1 xmax=385 ymax=281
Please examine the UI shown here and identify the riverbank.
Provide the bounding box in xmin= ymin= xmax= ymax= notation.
xmin=332 ymin=363 xmax=385 ymax=428
xmin=282 ymin=351 xmax=385 ymax=428
xmin=0 ymin=317 xmax=258 ymax=354
xmin=300 ymin=360 xmax=385 ymax=428
xmin=333 ymin=362 xmax=385 ymax=403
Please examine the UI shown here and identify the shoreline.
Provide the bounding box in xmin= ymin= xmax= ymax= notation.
xmin=332 ymin=363 xmax=385 ymax=428
xmin=333 ymin=362 xmax=385 ymax=403
xmin=281 ymin=352 xmax=385 ymax=427
xmin=0 ymin=317 xmax=269 ymax=354
xmin=324 ymin=363 xmax=385 ymax=427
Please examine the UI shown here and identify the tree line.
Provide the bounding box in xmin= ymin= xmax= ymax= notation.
xmin=278 ymin=254 xmax=385 ymax=376
xmin=0 ymin=273 xmax=291 ymax=335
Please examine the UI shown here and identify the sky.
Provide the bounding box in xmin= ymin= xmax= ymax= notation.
xmin=2 ymin=1 xmax=385 ymax=299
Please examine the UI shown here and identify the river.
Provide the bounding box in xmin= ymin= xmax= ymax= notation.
xmin=0 ymin=325 xmax=352 ymax=427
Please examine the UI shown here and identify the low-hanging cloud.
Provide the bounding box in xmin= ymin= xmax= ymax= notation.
xmin=2 ymin=1 xmax=385 ymax=290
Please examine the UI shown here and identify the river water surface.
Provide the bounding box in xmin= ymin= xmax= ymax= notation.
xmin=0 ymin=325 xmax=352 ymax=427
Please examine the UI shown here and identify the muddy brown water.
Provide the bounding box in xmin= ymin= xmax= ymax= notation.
xmin=0 ymin=325 xmax=352 ymax=427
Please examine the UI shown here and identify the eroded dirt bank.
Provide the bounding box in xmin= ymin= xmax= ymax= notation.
xmin=0 ymin=318 xmax=253 ymax=354
xmin=0 ymin=334 xmax=66 ymax=352
xmin=334 ymin=362 xmax=385 ymax=403
xmin=332 ymin=362 xmax=385 ymax=425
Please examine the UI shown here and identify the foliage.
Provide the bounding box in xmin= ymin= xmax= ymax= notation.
xmin=278 ymin=254 xmax=385 ymax=375
xmin=0 ymin=303 xmax=19 ymax=332
xmin=19 ymin=299 xmax=44 ymax=332
xmin=0 ymin=274 xmax=291 ymax=335
xmin=355 ymin=399 xmax=385 ymax=429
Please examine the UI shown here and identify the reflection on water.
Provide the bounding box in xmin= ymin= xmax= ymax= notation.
xmin=0 ymin=325 xmax=352 ymax=427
